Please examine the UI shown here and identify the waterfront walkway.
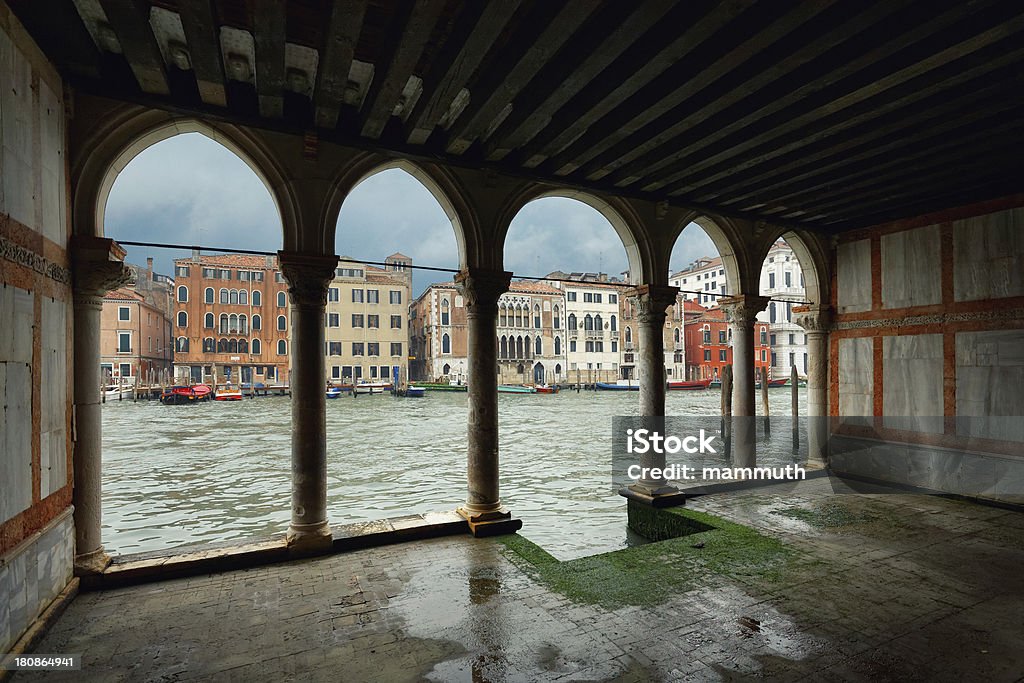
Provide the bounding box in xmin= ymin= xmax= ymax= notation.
xmin=24 ymin=478 xmax=1024 ymax=681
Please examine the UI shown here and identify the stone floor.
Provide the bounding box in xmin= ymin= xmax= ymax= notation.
xmin=20 ymin=478 xmax=1024 ymax=682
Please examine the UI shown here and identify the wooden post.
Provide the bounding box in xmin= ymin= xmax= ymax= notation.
xmin=721 ymin=364 xmax=733 ymax=443
xmin=760 ymin=366 xmax=770 ymax=436
xmin=791 ymin=366 xmax=800 ymax=453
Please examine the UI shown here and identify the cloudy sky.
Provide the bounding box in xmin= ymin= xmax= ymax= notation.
xmin=106 ymin=133 xmax=717 ymax=296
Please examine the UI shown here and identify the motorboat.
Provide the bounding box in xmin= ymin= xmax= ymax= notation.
xmin=160 ymin=384 xmax=212 ymax=405
xmin=214 ymin=386 xmax=243 ymax=401
xmin=498 ymin=384 xmax=536 ymax=394
xmin=534 ymin=384 xmax=559 ymax=394
xmin=595 ymin=381 xmax=639 ymax=391
xmin=353 ymin=382 xmax=390 ymax=395
xmin=667 ymin=378 xmax=712 ymax=390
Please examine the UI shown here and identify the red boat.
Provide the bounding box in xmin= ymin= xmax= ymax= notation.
xmin=755 ymin=377 xmax=790 ymax=389
xmin=667 ymin=378 xmax=712 ymax=391
xmin=160 ymin=384 xmax=213 ymax=405
xmin=534 ymin=384 xmax=559 ymax=394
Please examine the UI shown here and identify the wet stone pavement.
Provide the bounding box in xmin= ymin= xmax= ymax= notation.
xmin=22 ymin=478 xmax=1024 ymax=682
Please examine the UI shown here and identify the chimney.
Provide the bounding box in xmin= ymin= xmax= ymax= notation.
xmin=265 ymin=255 xmax=274 ymax=269
xmin=192 ymin=248 xmax=200 ymax=263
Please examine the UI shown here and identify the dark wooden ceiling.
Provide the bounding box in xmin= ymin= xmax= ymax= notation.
xmin=12 ymin=0 xmax=1024 ymax=232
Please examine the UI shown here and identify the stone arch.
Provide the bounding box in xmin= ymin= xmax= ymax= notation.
xmin=325 ymin=154 xmax=475 ymax=269
xmin=755 ymin=228 xmax=831 ymax=307
xmin=494 ymin=185 xmax=652 ymax=284
xmin=71 ymin=104 xmax=297 ymax=247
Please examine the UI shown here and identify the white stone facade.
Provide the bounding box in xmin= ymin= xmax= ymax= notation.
xmin=757 ymin=241 xmax=809 ymax=380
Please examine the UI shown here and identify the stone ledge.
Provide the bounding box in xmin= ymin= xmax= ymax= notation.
xmin=0 ymin=578 xmax=79 ymax=683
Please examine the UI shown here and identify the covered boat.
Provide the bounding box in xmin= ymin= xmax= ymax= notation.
xmin=498 ymin=385 xmax=536 ymax=394
xmin=160 ymin=384 xmax=212 ymax=405
xmin=595 ymin=381 xmax=639 ymax=391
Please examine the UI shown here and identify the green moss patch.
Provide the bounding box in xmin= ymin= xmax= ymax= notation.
xmin=498 ymin=505 xmax=795 ymax=610
xmin=770 ymin=501 xmax=876 ymax=529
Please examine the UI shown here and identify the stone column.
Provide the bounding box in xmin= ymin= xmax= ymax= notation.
xmin=621 ymin=285 xmax=686 ymax=506
xmin=720 ymin=295 xmax=771 ymax=467
xmin=279 ymin=252 xmax=338 ymax=553
xmin=794 ymin=305 xmax=832 ymax=466
xmin=71 ymin=237 xmax=132 ymax=575
xmin=455 ymin=268 xmax=520 ymax=536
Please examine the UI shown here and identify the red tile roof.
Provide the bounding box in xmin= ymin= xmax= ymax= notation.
xmin=173 ymin=254 xmax=277 ymax=268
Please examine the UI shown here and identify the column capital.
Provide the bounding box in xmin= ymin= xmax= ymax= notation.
xmin=793 ymin=304 xmax=833 ymax=333
xmin=626 ymin=285 xmax=679 ymax=324
xmin=719 ymin=294 xmax=771 ymax=326
xmin=71 ymin=236 xmax=133 ymax=298
xmin=455 ymin=268 xmax=512 ymax=317
xmin=278 ymin=251 xmax=338 ymax=308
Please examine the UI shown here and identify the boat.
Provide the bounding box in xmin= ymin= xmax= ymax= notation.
xmin=326 ymin=386 xmax=345 ymax=399
xmin=417 ymin=382 xmax=468 ymax=392
xmin=102 ymin=384 xmax=133 ymax=400
xmin=668 ymin=378 xmax=712 ymax=390
xmin=392 ymin=385 xmax=425 ymax=397
xmin=709 ymin=379 xmax=722 ymax=388
xmin=214 ymin=385 xmax=243 ymax=401
xmin=498 ymin=384 xmax=536 ymax=394
xmin=755 ymin=377 xmax=791 ymax=389
xmin=595 ymin=381 xmax=639 ymax=391
xmin=353 ymin=382 xmax=391 ymax=395
xmin=534 ymin=384 xmax=559 ymax=394
xmin=160 ymin=384 xmax=212 ymax=405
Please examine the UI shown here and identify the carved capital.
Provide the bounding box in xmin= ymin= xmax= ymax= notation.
xmin=455 ymin=268 xmax=512 ymax=318
xmin=626 ymin=285 xmax=678 ymax=325
xmin=719 ymin=294 xmax=771 ymax=327
xmin=278 ymin=252 xmax=338 ymax=308
xmin=793 ymin=304 xmax=833 ymax=333
xmin=71 ymin=236 xmax=133 ymax=298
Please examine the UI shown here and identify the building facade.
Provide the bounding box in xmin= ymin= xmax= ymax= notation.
xmin=550 ymin=274 xmax=622 ymax=384
xmin=684 ymin=306 xmax=772 ymax=382
xmin=757 ymin=240 xmax=808 ymax=379
xmin=325 ymin=254 xmax=412 ymax=384
xmin=409 ymin=282 xmax=468 ymax=383
xmin=171 ymin=253 xmax=290 ymax=385
xmin=100 ymin=287 xmax=173 ymax=385
xmin=670 ymin=256 xmax=728 ymax=307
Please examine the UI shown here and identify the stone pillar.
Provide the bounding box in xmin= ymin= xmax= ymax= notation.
xmin=454 ymin=268 xmax=521 ymax=536
xmin=794 ymin=305 xmax=832 ymax=466
xmin=278 ymin=252 xmax=338 ymax=553
xmin=621 ymin=285 xmax=686 ymax=507
xmin=71 ymin=237 xmax=132 ymax=574
xmin=720 ymin=295 xmax=771 ymax=467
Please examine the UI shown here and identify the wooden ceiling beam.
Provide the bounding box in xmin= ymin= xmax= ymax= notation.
xmin=176 ymin=0 xmax=226 ymax=107
xmin=252 ymin=0 xmax=287 ymax=119
xmin=444 ymin=2 xmax=603 ymax=155
xmin=6 ymin=0 xmax=103 ymax=80
xmin=96 ymin=0 xmax=170 ymax=95
xmin=360 ymin=0 xmax=448 ymax=140
xmin=404 ymin=1 xmax=521 ymax=145
xmin=313 ymin=0 xmax=368 ymax=130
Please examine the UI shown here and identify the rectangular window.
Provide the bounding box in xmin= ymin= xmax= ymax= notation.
xmin=328 ymin=342 xmax=342 ymax=356
xmin=239 ymin=271 xmax=250 ymax=281
xmin=118 ymin=332 xmax=131 ymax=353
xmin=368 ymin=342 xmax=379 ymax=356
xmin=389 ymin=290 xmax=402 ymax=304
xmin=584 ymin=292 xmax=593 ymax=302
xmin=719 ymin=330 xmax=727 ymax=343
xmin=367 ymin=289 xmax=379 ymax=304
xmin=771 ymin=351 xmax=778 ymax=367
xmin=769 ymin=273 xmax=776 ymax=289
xmin=608 ymin=294 xmax=617 ymax=303
xmin=785 ymin=272 xmax=792 ymax=287
xmin=119 ymin=362 xmax=132 ymax=378
xmin=704 ymin=349 xmax=711 ymax=361
xmin=175 ymin=266 xmax=190 ymax=277
xmin=202 ymin=267 xmax=215 ymax=278
xmin=328 ymin=313 xmax=340 ymax=327
xmin=328 ymin=288 xmax=339 ymax=302
xmin=595 ymin=341 xmax=603 ymax=352
xmin=368 ymin=315 xmax=379 ymax=328
xmin=719 ymin=349 xmax=727 ymax=361
xmin=351 ymin=314 xmax=364 ymax=327
xmin=342 ymin=366 xmax=352 ymax=379
xmin=381 ymin=366 xmax=390 ymax=380
xmin=391 ymin=342 xmax=402 ymax=356
xmin=370 ymin=366 xmax=378 ymax=378
xmin=118 ymin=306 xmax=130 ymax=321
xmin=567 ymin=292 xmax=577 ymax=301
xmin=331 ymin=366 xmax=340 ymax=379
xmin=352 ymin=343 xmax=364 ymax=356
xmin=789 ymin=333 xmax=795 ymax=345
xmin=390 ymin=315 xmax=402 ymax=329
xmin=275 ymin=272 xmax=285 ymax=283
xmin=352 ymin=289 xmax=364 ymax=303
xmin=611 ymin=340 xmax=617 ymax=353
xmin=594 ymin=293 xmax=602 ymax=303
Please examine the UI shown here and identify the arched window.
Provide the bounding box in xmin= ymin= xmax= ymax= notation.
xmin=176 ymin=336 xmax=188 ymax=352
xmin=594 ymin=314 xmax=603 ymax=331
xmin=252 ymin=290 xmax=262 ymax=306
xmin=239 ymin=314 xmax=248 ymax=335
xmin=203 ymin=337 xmax=214 ymax=353
xmin=625 ymin=327 xmax=632 ymax=344
xmin=229 ymin=314 xmax=239 ymax=333
xmin=443 ymin=363 xmax=451 ymax=375
xmin=277 ymin=291 xmax=286 ymax=307
xmin=277 ymin=315 xmax=286 ymax=331
xmin=252 ymin=339 xmax=261 ymax=354
xmin=516 ymin=336 xmax=524 ymax=359
xmin=177 ymin=311 xmax=187 ymax=327
xmin=228 ymin=338 xmax=238 ymax=353
xmin=568 ymin=313 xmax=577 ymax=330
xmin=229 ymin=289 xmax=239 ymax=305
xmin=535 ymin=336 xmax=542 ymax=355
xmin=217 ymin=338 xmax=226 ymax=353
xmin=252 ymin=314 xmax=261 ymax=330
xmin=674 ymin=328 xmax=680 ymax=343
xmin=610 ymin=314 xmax=617 ymax=332
xmin=204 ymin=312 xmax=214 ymax=329
xmin=555 ymin=363 xmax=561 ymax=375
xmin=534 ymin=304 xmax=541 ymax=329
xmin=204 ymin=287 xmax=214 ymax=304
xmin=760 ymin=326 xmax=768 ymax=345
xmin=177 ymin=286 xmax=188 ymax=303
xmin=277 ymin=339 xmax=287 ymax=355
xmin=525 ymin=335 xmax=532 ymax=358
xmin=219 ymin=314 xmax=228 ymax=334
xmin=239 ymin=290 xmax=248 ymax=305
xmin=441 ymin=299 xmax=450 ymax=326
xmin=500 ymin=336 xmax=508 ymax=358
xmin=220 ymin=288 xmax=229 ymax=304
xmin=499 ymin=305 xmax=507 ymax=327
xmin=770 ymin=302 xmax=777 ymax=323
xmin=238 ymin=339 xmax=248 ymax=353
xmin=554 ymin=336 xmax=561 ymax=355
xmin=584 ymin=314 xmax=594 ymax=331
xmin=515 ymin=306 xmax=523 ymax=328
xmin=442 ymin=333 xmax=451 ymax=354
xmin=553 ymin=305 xmax=560 ymax=329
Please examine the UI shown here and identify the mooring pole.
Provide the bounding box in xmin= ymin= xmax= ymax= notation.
xmin=760 ymin=366 xmax=770 ymax=436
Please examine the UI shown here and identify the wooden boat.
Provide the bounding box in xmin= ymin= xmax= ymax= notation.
xmin=160 ymin=384 xmax=212 ymax=405
xmin=392 ymin=385 xmax=425 ymax=397
xmin=668 ymin=378 xmax=712 ymax=390
xmin=498 ymin=384 xmax=536 ymax=394
xmin=595 ymin=381 xmax=639 ymax=391
xmin=417 ymin=382 xmax=468 ymax=392
xmin=354 ymin=382 xmax=391 ymax=395
xmin=214 ymin=386 xmax=243 ymax=401
xmin=326 ymin=386 xmax=345 ymax=399
xmin=534 ymin=384 xmax=559 ymax=394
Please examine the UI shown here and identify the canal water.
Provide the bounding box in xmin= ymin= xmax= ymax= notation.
xmin=101 ymin=387 xmax=807 ymax=559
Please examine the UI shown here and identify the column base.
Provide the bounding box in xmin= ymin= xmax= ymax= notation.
xmin=286 ymin=521 xmax=333 ymax=557
xmin=74 ymin=548 xmax=112 ymax=576
xmin=456 ymin=506 xmax=523 ymax=537
xmin=619 ymin=484 xmax=689 ymax=508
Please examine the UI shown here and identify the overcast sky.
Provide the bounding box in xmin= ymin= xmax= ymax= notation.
xmin=105 ymin=133 xmax=717 ymax=296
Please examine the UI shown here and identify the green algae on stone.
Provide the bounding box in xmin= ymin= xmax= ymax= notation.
xmin=498 ymin=506 xmax=795 ymax=609
xmin=770 ymin=501 xmax=876 ymax=529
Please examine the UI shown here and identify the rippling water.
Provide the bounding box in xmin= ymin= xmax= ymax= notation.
xmin=101 ymin=386 xmax=807 ymax=559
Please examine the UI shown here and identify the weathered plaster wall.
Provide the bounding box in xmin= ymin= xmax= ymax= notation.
xmin=829 ymin=197 xmax=1024 ymax=503
xmin=0 ymin=1 xmax=74 ymax=654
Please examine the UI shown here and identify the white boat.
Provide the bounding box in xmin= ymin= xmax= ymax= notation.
xmin=353 ymin=382 xmax=391 ymax=395
xmin=102 ymin=384 xmax=133 ymax=400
